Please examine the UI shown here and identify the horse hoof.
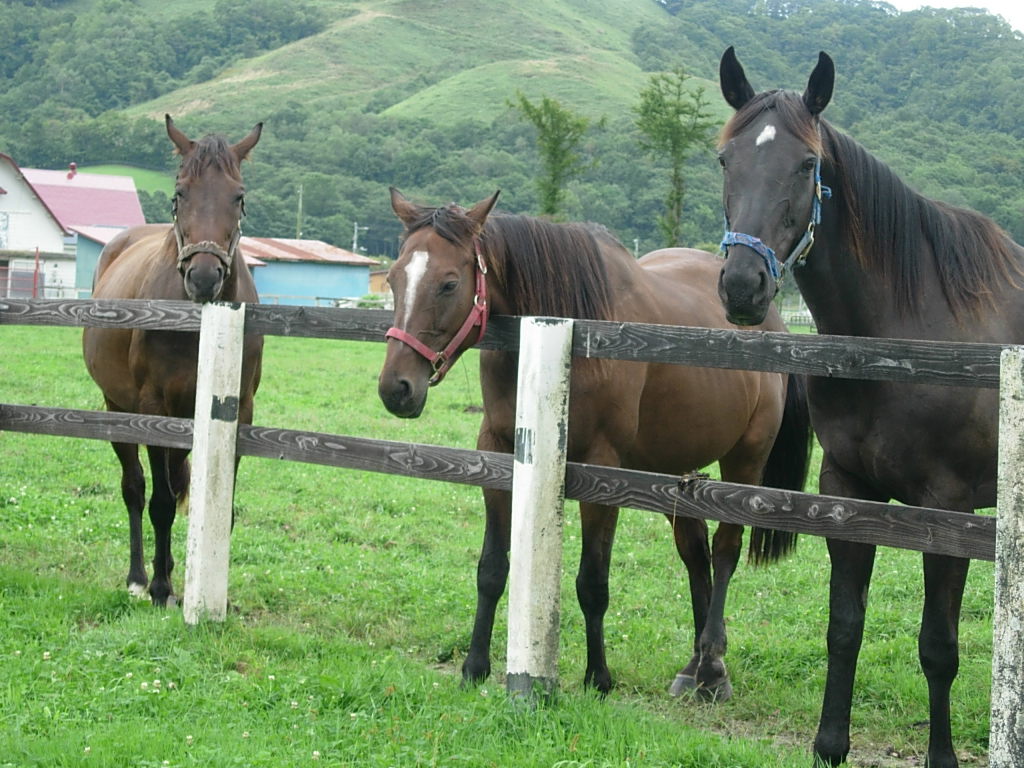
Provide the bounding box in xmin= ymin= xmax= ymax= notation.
xmin=127 ymin=582 xmax=149 ymax=600
xmin=669 ymin=674 xmax=732 ymax=702
xmin=695 ymin=677 xmax=732 ymax=703
xmin=148 ymin=590 xmax=176 ymax=608
xmin=460 ymin=664 xmax=490 ymax=688
xmin=669 ymin=673 xmax=697 ymax=697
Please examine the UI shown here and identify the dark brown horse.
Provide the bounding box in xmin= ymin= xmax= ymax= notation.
xmin=715 ymin=47 xmax=1024 ymax=767
xmin=82 ymin=115 xmax=264 ymax=606
xmin=378 ymin=188 xmax=810 ymax=698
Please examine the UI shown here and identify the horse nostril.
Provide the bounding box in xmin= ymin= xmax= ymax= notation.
xmin=184 ymin=265 xmax=221 ymax=302
xmin=717 ymin=269 xmax=729 ymax=301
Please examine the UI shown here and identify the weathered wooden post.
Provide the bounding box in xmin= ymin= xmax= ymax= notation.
xmin=183 ymin=301 xmax=245 ymax=625
xmin=506 ymin=317 xmax=574 ymax=700
xmin=992 ymin=345 xmax=1024 ymax=765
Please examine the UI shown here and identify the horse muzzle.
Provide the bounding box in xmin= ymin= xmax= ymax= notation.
xmin=718 ymin=256 xmax=776 ymax=326
xmin=182 ymin=258 xmax=227 ymax=303
xmin=378 ymin=369 xmax=428 ymax=418
xmin=378 ymin=340 xmax=431 ymax=418
xmin=176 ymin=234 xmax=236 ymax=304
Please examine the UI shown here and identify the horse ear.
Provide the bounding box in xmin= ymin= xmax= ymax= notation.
xmin=165 ymin=114 xmax=194 ymax=156
xmin=465 ymin=190 xmax=501 ymax=234
xmin=232 ymin=122 xmax=263 ymax=162
xmin=390 ymin=186 xmax=423 ymax=227
xmin=720 ymin=46 xmax=755 ymax=111
xmin=802 ymin=51 xmax=835 ymax=116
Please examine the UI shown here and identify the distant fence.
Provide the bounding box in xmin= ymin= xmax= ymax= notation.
xmin=256 ymin=294 xmax=393 ymax=310
xmin=1 ymin=297 xmax=1022 ymax=762
xmin=0 ymin=265 xmax=72 ymax=299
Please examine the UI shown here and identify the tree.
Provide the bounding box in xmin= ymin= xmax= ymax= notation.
xmin=633 ymin=67 xmax=716 ymax=247
xmin=510 ymin=91 xmax=596 ymax=218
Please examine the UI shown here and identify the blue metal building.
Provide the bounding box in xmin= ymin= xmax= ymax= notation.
xmin=242 ymin=237 xmax=379 ymax=306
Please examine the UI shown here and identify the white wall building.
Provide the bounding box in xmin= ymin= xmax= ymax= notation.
xmin=0 ymin=153 xmax=72 ymax=298
xmin=0 ymin=155 xmax=145 ymax=299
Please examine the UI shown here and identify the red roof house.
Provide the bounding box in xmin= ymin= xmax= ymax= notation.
xmin=21 ymin=164 xmax=145 ymax=230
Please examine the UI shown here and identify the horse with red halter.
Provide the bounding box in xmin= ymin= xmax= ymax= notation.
xmin=378 ymin=187 xmax=810 ymax=698
xmin=82 ymin=115 xmax=264 ymax=606
xmin=715 ymin=47 xmax=1023 ymax=767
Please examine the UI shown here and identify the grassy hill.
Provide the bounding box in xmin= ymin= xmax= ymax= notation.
xmin=123 ymin=0 xmax=717 ymax=128
xmin=10 ymin=0 xmax=1024 ymax=249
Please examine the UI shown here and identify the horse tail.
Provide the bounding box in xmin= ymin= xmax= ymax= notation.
xmin=173 ymin=456 xmax=191 ymax=516
xmin=748 ymin=372 xmax=812 ymax=565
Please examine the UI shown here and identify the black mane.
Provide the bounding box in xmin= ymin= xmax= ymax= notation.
xmin=823 ymin=120 xmax=1022 ymax=317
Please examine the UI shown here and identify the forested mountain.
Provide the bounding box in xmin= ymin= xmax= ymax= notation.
xmin=3 ymin=0 xmax=1024 ymax=257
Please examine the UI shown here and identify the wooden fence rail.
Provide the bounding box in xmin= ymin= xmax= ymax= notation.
xmin=0 ymin=296 xmax=1019 ymax=762
xmin=0 ymin=296 xmax=1007 ymax=574
xmin=0 ymin=400 xmax=998 ymax=563
xmin=0 ymin=297 xmax=1003 ymax=386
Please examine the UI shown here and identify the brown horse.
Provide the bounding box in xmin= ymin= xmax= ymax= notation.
xmin=378 ymin=188 xmax=810 ymax=697
xmin=715 ymin=47 xmax=1024 ymax=767
xmin=82 ymin=115 xmax=264 ymax=606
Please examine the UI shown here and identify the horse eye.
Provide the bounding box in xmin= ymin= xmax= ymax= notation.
xmin=718 ymin=155 xmax=727 ymax=169
xmin=440 ymin=280 xmax=459 ymax=295
xmin=801 ymin=158 xmax=817 ymax=173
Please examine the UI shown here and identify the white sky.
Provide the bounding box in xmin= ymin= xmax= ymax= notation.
xmin=883 ymin=1 xmax=1024 ymax=34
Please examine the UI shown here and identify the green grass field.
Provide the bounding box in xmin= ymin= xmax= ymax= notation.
xmin=0 ymin=325 xmax=994 ymax=767
xmin=79 ymin=165 xmax=175 ymax=196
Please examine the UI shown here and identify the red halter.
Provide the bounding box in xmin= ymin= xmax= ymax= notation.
xmin=384 ymin=237 xmax=489 ymax=386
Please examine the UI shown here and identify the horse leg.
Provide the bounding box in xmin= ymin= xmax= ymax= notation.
xmin=665 ymin=514 xmax=712 ymax=696
xmin=689 ymin=521 xmax=743 ymax=701
xmin=919 ymin=552 xmax=969 ymax=768
xmin=111 ymin=441 xmax=148 ymax=597
xmin=691 ymin=445 xmax=775 ymax=702
xmin=812 ymin=537 xmax=876 ymax=765
xmin=577 ymin=502 xmax=619 ymax=693
xmin=813 ymin=457 xmax=883 ymax=766
xmin=145 ymin=445 xmax=189 ymax=606
xmin=462 ymin=486 xmax=512 ymax=685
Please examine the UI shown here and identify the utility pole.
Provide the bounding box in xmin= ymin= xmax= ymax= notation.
xmin=352 ymin=221 xmax=369 ymax=252
xmin=295 ymin=184 xmax=304 ymax=239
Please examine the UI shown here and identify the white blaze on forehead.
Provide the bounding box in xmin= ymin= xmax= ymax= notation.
xmin=755 ymin=124 xmax=777 ymax=146
xmin=400 ymin=249 xmax=430 ymax=330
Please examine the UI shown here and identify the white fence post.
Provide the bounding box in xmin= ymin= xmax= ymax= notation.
xmin=183 ymin=301 xmax=245 ymax=625
xmin=506 ymin=317 xmax=574 ymax=699
xmin=992 ymin=346 xmax=1024 ymax=765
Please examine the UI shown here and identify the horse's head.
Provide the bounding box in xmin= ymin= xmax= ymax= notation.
xmin=378 ymin=187 xmax=500 ymax=418
xmin=166 ymin=114 xmax=262 ymax=303
xmin=717 ymin=47 xmax=834 ymax=325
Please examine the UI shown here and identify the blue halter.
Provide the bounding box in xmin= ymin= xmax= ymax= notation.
xmin=721 ymin=156 xmax=832 ymax=280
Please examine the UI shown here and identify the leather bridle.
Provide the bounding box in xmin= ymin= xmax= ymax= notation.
xmin=384 ymin=237 xmax=489 ymax=386
xmin=172 ymin=193 xmax=243 ymax=279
